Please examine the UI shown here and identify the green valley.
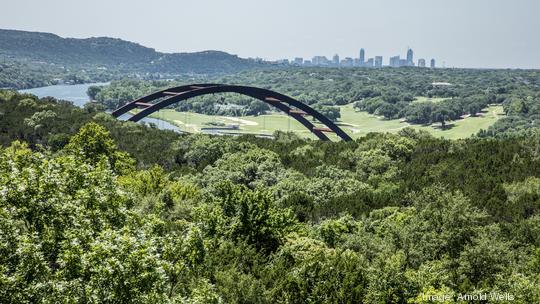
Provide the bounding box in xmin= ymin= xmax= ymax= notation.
xmin=142 ymin=103 xmax=504 ymax=139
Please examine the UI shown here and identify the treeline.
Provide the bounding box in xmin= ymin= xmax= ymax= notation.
xmin=86 ymin=74 xmax=339 ymax=119
xmin=88 ymin=79 xmax=278 ymax=118
xmin=1 ymin=90 xmax=539 ymax=302
xmin=0 ymin=60 xmax=77 ymax=89
xmin=0 ymin=61 xmax=59 ymax=89
xmin=0 ymin=59 xmax=118 ymax=90
xmin=479 ymin=90 xmax=540 ymax=137
xmin=91 ymin=67 xmax=540 ymax=133
xmin=89 ymin=79 xmax=342 ymax=120
xmin=356 ymin=93 xmax=494 ymax=127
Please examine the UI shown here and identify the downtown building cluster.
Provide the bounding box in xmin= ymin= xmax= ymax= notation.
xmin=389 ymin=49 xmax=436 ymax=68
xmin=270 ymin=48 xmax=436 ymax=68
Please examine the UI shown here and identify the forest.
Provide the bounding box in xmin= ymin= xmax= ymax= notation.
xmin=1 ymin=89 xmax=539 ymax=303
xmin=90 ymin=67 xmax=540 ymax=136
xmin=0 ymin=59 xmax=120 ymax=90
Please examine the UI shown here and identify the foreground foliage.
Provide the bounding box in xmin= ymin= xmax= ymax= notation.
xmin=1 ymin=91 xmax=540 ymax=302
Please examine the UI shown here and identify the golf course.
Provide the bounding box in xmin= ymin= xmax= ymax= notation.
xmin=143 ymin=102 xmax=504 ymax=140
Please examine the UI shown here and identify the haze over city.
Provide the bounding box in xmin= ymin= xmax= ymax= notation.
xmin=1 ymin=0 xmax=540 ymax=69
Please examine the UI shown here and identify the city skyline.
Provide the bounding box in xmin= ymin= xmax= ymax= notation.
xmin=1 ymin=0 xmax=539 ymax=69
xmin=273 ymin=47 xmax=436 ymax=69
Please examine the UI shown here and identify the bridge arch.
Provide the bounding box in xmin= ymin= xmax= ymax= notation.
xmin=112 ymin=84 xmax=352 ymax=141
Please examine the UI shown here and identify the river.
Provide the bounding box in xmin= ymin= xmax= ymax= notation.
xmin=19 ymin=83 xmax=182 ymax=133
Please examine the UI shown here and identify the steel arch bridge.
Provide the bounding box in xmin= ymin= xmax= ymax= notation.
xmin=111 ymin=84 xmax=352 ymax=141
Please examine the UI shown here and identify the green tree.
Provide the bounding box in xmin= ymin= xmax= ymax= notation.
xmin=65 ymin=122 xmax=135 ymax=173
xmin=198 ymin=182 xmax=297 ymax=252
xmin=431 ymin=107 xmax=452 ymax=129
xmin=267 ymin=236 xmax=368 ymax=303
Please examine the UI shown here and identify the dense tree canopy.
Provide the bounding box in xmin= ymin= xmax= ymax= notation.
xmin=91 ymin=67 xmax=540 ymax=133
xmin=1 ymin=90 xmax=540 ymax=302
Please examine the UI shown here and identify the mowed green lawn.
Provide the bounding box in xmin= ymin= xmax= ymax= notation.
xmin=143 ymin=103 xmax=504 ymax=140
xmin=412 ymin=96 xmax=449 ymax=103
xmin=410 ymin=105 xmax=504 ymax=139
xmin=338 ymin=104 xmax=409 ymax=138
xmin=148 ymin=109 xmax=318 ymax=139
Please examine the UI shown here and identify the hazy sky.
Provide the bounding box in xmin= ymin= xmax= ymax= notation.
xmin=2 ymin=0 xmax=540 ymax=69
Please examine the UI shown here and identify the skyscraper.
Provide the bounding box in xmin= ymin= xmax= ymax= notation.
xmin=399 ymin=59 xmax=408 ymax=67
xmin=390 ymin=56 xmax=401 ymax=67
xmin=418 ymin=58 xmax=426 ymax=68
xmin=407 ymin=48 xmax=414 ymax=66
xmin=333 ymin=54 xmax=340 ymax=66
xmin=430 ymin=58 xmax=436 ymax=68
xmin=365 ymin=58 xmax=374 ymax=68
xmin=341 ymin=57 xmax=354 ymax=67
xmin=312 ymin=56 xmax=330 ymax=66
xmin=359 ymin=48 xmax=365 ymax=66
xmin=375 ymin=56 xmax=383 ymax=68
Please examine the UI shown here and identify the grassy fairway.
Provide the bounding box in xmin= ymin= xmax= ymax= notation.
xmin=338 ymin=104 xmax=410 ymax=138
xmin=144 ymin=103 xmax=504 ymax=140
xmin=149 ymin=109 xmax=318 ymax=139
xmin=412 ymin=96 xmax=449 ymax=103
xmin=410 ymin=105 xmax=504 ymax=139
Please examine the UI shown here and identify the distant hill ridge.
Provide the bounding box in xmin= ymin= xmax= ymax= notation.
xmin=0 ymin=29 xmax=265 ymax=74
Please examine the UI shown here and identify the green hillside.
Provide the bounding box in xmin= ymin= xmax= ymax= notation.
xmin=0 ymin=29 xmax=270 ymax=88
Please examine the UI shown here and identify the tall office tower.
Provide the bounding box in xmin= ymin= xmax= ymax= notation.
xmin=430 ymin=58 xmax=436 ymax=68
xmin=399 ymin=59 xmax=408 ymax=67
xmin=365 ymin=58 xmax=374 ymax=67
xmin=313 ymin=56 xmax=329 ymax=66
xmin=294 ymin=57 xmax=303 ymax=65
xmin=278 ymin=59 xmax=289 ymax=65
xmin=359 ymin=48 xmax=365 ymax=65
xmin=390 ymin=56 xmax=401 ymax=67
xmin=333 ymin=54 xmax=340 ymax=66
xmin=341 ymin=57 xmax=354 ymax=67
xmin=418 ymin=58 xmax=426 ymax=68
xmin=375 ymin=56 xmax=383 ymax=68
xmin=407 ymin=48 xmax=414 ymax=66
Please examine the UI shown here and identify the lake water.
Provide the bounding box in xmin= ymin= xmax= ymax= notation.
xmin=20 ymin=83 xmax=109 ymax=107
xmin=19 ymin=83 xmax=182 ymax=133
